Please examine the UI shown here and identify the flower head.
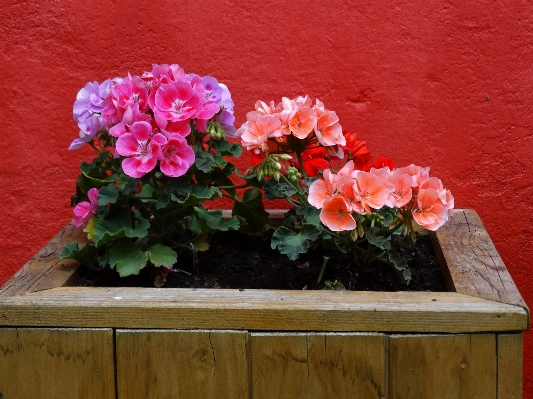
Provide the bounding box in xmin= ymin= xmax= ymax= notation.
xmin=73 ymin=188 xmax=99 ymax=227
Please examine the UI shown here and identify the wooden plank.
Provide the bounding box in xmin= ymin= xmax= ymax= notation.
xmin=250 ymin=333 xmax=386 ymax=399
xmin=0 ymin=222 xmax=86 ymax=298
xmin=115 ymin=329 xmax=248 ymax=399
xmin=0 ymin=288 xmax=526 ymax=332
xmin=389 ymin=334 xmax=497 ymax=399
xmin=497 ymin=333 xmax=523 ymax=399
xmin=0 ymin=327 xmax=115 ymax=398
xmin=433 ymin=210 xmax=528 ymax=315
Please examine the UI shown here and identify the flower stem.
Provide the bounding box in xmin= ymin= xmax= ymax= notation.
xmin=316 ymin=256 xmax=330 ymax=285
xmin=296 ymin=151 xmax=308 ymax=179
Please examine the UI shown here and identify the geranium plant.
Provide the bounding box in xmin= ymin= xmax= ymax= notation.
xmin=237 ymin=95 xmax=454 ymax=283
xmin=60 ymin=64 xmax=266 ymax=282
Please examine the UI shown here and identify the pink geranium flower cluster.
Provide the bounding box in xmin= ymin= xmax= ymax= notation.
xmin=309 ymin=162 xmax=454 ymax=232
xmin=70 ymin=64 xmax=236 ymax=178
xmin=236 ymin=96 xmax=345 ymax=156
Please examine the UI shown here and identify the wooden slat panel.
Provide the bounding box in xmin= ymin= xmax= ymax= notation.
xmin=0 ymin=328 xmax=115 ymax=398
xmin=389 ymin=334 xmax=497 ymax=399
xmin=497 ymin=333 xmax=523 ymax=399
xmin=0 ymin=288 xmax=526 ymax=332
xmin=250 ymin=333 xmax=386 ymax=399
xmin=433 ymin=210 xmax=528 ymax=315
xmin=116 ymin=329 xmax=248 ymax=399
xmin=0 ymin=222 xmax=86 ymax=297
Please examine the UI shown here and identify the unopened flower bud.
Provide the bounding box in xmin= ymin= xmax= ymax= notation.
xmin=273 ymin=171 xmax=281 ymax=181
xmin=277 ymin=154 xmax=293 ymax=161
xmin=287 ymin=166 xmax=301 ymax=181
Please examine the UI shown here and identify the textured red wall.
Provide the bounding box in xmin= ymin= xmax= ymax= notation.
xmin=1 ymin=0 xmax=532 ymax=395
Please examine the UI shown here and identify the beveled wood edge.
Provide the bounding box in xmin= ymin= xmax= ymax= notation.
xmin=0 ymin=289 xmax=527 ymax=332
xmin=432 ymin=209 xmax=529 ymax=329
xmin=0 ymin=209 xmax=528 ymax=332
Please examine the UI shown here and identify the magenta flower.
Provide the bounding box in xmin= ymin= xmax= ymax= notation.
xmin=159 ymin=133 xmax=195 ymax=177
xmin=153 ymin=81 xmax=202 ymax=122
xmin=73 ymin=188 xmax=99 ymax=227
xmin=112 ymin=77 xmax=149 ymax=113
xmin=115 ymin=121 xmax=167 ymax=178
xmin=109 ymin=104 xmax=151 ymax=138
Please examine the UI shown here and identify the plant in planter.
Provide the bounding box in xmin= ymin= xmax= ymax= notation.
xmin=0 ymin=79 xmax=527 ymax=399
xmin=236 ymin=95 xmax=454 ymax=283
xmin=60 ymin=64 xmax=262 ymax=284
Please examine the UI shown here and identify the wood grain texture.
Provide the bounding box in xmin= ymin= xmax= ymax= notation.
xmin=433 ymin=210 xmax=528 ymax=316
xmin=497 ymin=333 xmax=523 ymax=399
xmin=0 ymin=222 xmax=87 ymax=298
xmin=0 ymin=328 xmax=115 ymax=399
xmin=0 ymin=288 xmax=527 ymax=332
xmin=389 ymin=334 xmax=497 ymax=399
xmin=115 ymin=329 xmax=248 ymax=399
xmin=250 ymin=333 xmax=386 ymax=399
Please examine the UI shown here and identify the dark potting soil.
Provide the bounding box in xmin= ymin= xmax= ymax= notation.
xmin=71 ymin=232 xmax=448 ymax=292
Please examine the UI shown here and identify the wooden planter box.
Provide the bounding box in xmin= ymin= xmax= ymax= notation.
xmin=0 ymin=209 xmax=528 ymax=398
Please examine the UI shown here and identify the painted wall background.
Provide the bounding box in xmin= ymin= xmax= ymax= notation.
xmin=1 ymin=0 xmax=532 ymax=395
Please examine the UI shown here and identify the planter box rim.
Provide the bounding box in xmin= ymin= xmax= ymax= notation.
xmin=0 ymin=209 xmax=528 ymax=333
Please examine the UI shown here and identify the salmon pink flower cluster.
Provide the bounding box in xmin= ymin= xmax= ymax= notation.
xmin=309 ymin=162 xmax=454 ymax=232
xmin=237 ymin=96 xmax=345 ymax=158
xmin=239 ymin=94 xmax=454 ymax=283
xmin=69 ymin=64 xmax=236 ymax=179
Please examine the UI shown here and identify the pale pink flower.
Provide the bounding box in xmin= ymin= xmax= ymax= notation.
xmin=240 ymin=116 xmax=281 ymax=153
xmin=289 ymin=106 xmax=317 ymax=139
xmin=353 ymin=171 xmax=391 ymax=213
xmin=159 ymin=133 xmax=195 ymax=177
xmin=336 ymin=176 xmax=365 ymax=214
xmin=412 ymin=188 xmax=449 ymax=231
xmin=386 ymin=173 xmax=413 ymax=208
xmin=319 ymin=195 xmax=357 ymax=232
xmin=116 ymin=121 xmax=166 ymax=178
xmin=314 ymin=110 xmax=345 ymax=147
xmin=308 ymin=169 xmax=338 ymax=209
xmin=395 ymin=164 xmax=430 ymax=187
xmin=73 ymin=188 xmax=99 ymax=227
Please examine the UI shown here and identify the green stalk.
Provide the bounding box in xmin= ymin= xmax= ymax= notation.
xmin=316 ymin=256 xmax=330 ymax=285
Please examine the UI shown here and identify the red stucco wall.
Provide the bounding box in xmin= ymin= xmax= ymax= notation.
xmin=1 ymin=1 xmax=532 ymax=395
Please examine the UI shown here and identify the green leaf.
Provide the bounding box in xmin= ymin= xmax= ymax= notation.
xmin=388 ymin=250 xmax=412 ymax=284
xmin=213 ymin=154 xmax=227 ymax=168
xmin=145 ymin=244 xmax=177 ymax=268
xmin=98 ymin=184 xmax=119 ymax=206
xmin=76 ymin=171 xmax=118 ymax=193
xmin=262 ymin=179 xmax=297 ymax=200
xmin=194 ymin=207 xmax=241 ymax=232
xmin=363 ymin=225 xmax=391 ymax=250
xmin=296 ymin=206 xmax=321 ymax=226
xmin=232 ymin=188 xmax=269 ymax=232
xmin=172 ymin=186 xmax=221 ymax=205
xmin=194 ymin=149 xmax=216 ymax=173
xmin=93 ymin=209 xmax=150 ymax=247
xmin=321 ymin=234 xmax=347 ymax=253
xmin=108 ymin=240 xmax=148 ymax=277
xmin=212 ymin=140 xmax=242 ymax=157
xmin=118 ymin=174 xmax=139 ymax=195
xmin=135 ymin=184 xmax=155 ymax=202
xmin=234 ymin=168 xmax=263 ymax=188
xmin=59 ymin=242 xmax=98 ymax=266
xmin=271 ymin=224 xmax=321 ymax=260
xmin=164 ymin=176 xmax=192 ymax=196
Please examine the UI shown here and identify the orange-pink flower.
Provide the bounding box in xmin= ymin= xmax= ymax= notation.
xmin=289 ymin=106 xmax=317 ymax=139
xmin=308 ymin=169 xmax=337 ymax=208
xmin=353 ymin=171 xmax=391 ymax=213
xmin=239 ymin=115 xmax=281 ymax=153
xmin=319 ymin=195 xmax=357 ymax=232
xmin=386 ymin=173 xmax=413 ymax=208
xmin=412 ymin=188 xmax=449 ymax=231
